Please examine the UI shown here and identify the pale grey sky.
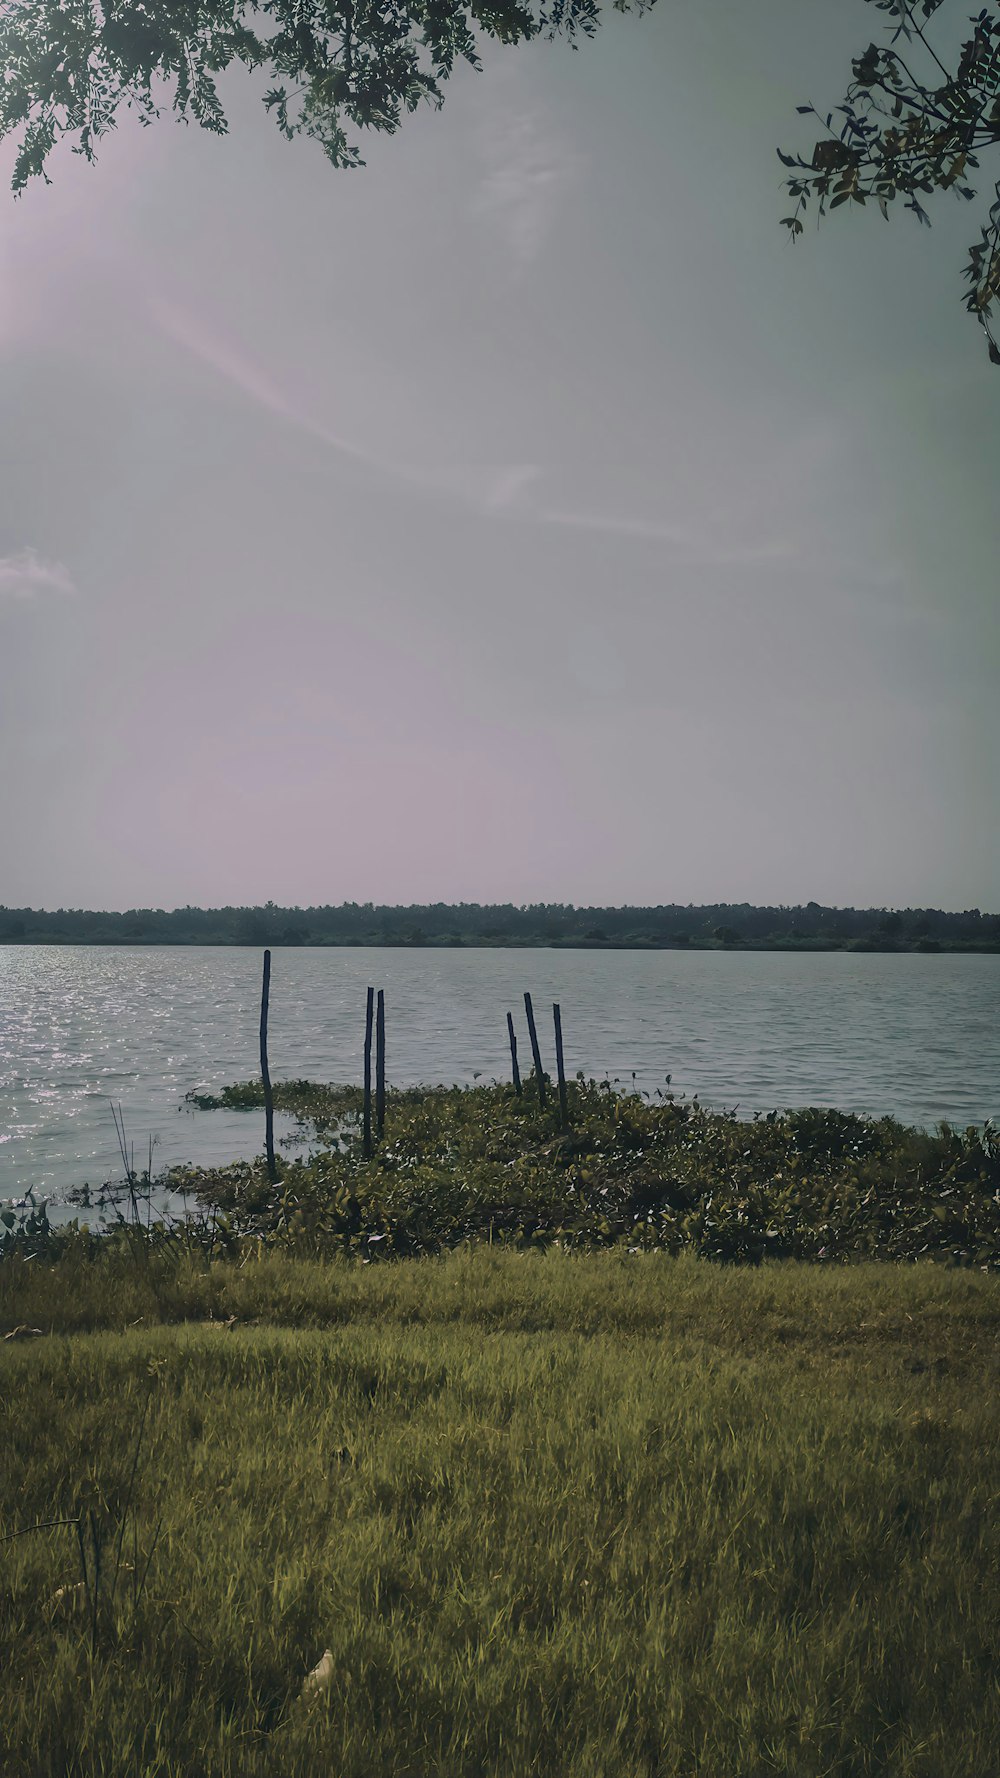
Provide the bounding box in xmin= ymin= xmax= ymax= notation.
xmin=1 ymin=0 xmax=998 ymax=912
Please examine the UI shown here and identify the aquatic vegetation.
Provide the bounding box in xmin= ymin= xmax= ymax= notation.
xmin=4 ymin=1077 xmax=997 ymax=1269
xmin=172 ymin=1078 xmax=1000 ymax=1268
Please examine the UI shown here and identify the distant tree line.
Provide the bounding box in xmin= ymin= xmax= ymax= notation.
xmin=0 ymin=901 xmax=998 ymax=951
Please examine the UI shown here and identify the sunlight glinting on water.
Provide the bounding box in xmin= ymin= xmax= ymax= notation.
xmin=1 ymin=944 xmax=998 ymax=1205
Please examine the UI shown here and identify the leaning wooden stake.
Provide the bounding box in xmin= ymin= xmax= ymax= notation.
xmin=523 ymin=991 xmax=546 ymax=1106
xmin=363 ymin=986 xmax=374 ymax=1159
xmin=375 ymin=989 xmax=386 ymax=1139
xmin=553 ymin=1001 xmax=569 ymax=1131
xmin=260 ymin=950 xmax=277 ymax=1183
xmin=506 ymin=1011 xmax=522 ymax=1095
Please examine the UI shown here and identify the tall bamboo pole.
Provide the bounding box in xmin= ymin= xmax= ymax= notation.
xmin=260 ymin=950 xmax=277 ymax=1183
xmin=523 ymin=991 xmax=546 ymax=1106
xmin=507 ymin=1011 xmax=522 ymax=1095
xmin=363 ymin=986 xmax=374 ymax=1159
xmin=553 ymin=1001 xmax=569 ymax=1132
xmin=376 ymin=988 xmax=386 ymax=1139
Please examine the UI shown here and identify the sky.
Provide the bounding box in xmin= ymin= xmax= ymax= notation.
xmin=1 ymin=0 xmax=998 ymax=913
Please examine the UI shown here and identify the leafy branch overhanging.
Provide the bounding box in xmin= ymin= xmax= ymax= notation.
xmin=0 ymin=0 xmax=650 ymax=191
xmin=779 ymin=0 xmax=1000 ymax=361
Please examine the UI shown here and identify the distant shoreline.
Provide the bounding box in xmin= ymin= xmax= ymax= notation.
xmin=2 ymin=901 xmax=998 ymax=953
xmin=2 ymin=936 xmax=1000 ymax=955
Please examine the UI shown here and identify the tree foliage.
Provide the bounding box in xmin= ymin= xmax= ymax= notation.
xmin=1 ymin=899 xmax=998 ymax=949
xmin=0 ymin=0 xmax=650 ymax=192
xmin=5 ymin=0 xmax=1000 ymax=359
xmin=780 ymin=0 xmax=1000 ymax=361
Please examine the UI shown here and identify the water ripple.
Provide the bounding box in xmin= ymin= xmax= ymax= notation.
xmin=1 ymin=945 xmax=998 ymax=1205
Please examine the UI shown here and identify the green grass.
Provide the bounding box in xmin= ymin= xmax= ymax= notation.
xmin=2 ymin=1251 xmax=999 ymax=1777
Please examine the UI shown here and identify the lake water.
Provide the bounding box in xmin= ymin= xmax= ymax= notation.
xmin=1 ymin=945 xmax=998 ymax=1213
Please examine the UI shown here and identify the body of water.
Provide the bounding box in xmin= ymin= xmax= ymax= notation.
xmin=1 ymin=945 xmax=998 ymax=1211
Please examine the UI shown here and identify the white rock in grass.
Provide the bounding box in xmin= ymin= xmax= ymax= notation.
xmin=49 ymin=1580 xmax=87 ymax=1614
xmin=302 ymin=1648 xmax=335 ymax=1698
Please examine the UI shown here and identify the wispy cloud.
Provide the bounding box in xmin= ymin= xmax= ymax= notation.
xmin=152 ymin=299 xmax=389 ymax=474
xmin=473 ymin=97 xmax=578 ymax=278
xmin=153 ymin=297 xmax=544 ymax=515
xmin=539 ymin=504 xmax=910 ymax=584
xmin=539 ymin=506 xmax=796 ymax=567
xmin=483 ymin=463 xmax=542 ymax=511
xmin=541 ymin=508 xmax=693 ymax=548
xmin=0 ymin=548 xmax=76 ymax=602
xmin=150 ymin=300 xmax=804 ymax=571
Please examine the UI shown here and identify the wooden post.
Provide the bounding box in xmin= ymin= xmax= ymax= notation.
xmin=260 ymin=950 xmax=277 ymax=1183
xmin=553 ymin=1001 xmax=569 ymax=1131
xmin=506 ymin=1011 xmax=522 ymax=1095
xmin=376 ymin=988 xmax=386 ymax=1139
xmin=363 ymin=986 xmax=374 ymax=1159
xmin=523 ymin=991 xmax=546 ymax=1106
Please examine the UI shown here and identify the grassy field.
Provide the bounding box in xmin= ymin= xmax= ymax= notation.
xmin=2 ymin=1250 xmax=999 ymax=1777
